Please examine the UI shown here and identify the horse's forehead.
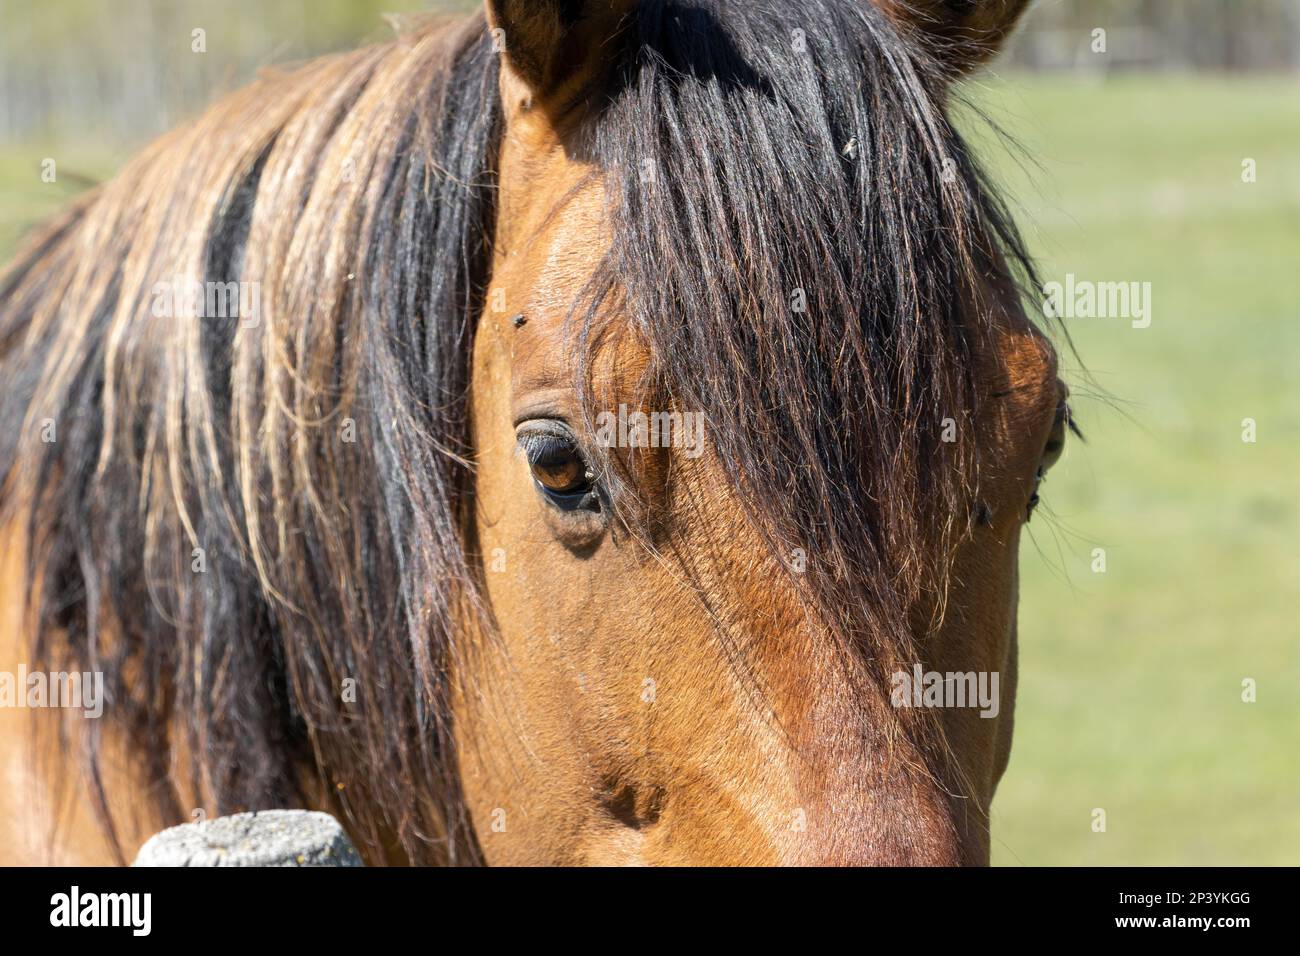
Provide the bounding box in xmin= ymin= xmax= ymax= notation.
xmin=488 ymin=152 xmax=616 ymax=402
xmin=497 ymin=114 xmax=607 ymax=251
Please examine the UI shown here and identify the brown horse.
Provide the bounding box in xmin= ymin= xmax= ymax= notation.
xmin=0 ymin=0 xmax=1068 ymax=865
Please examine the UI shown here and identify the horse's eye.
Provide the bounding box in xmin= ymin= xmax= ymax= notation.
xmin=530 ymin=442 xmax=589 ymax=493
xmin=1027 ymin=397 xmax=1073 ymax=522
xmin=519 ymin=430 xmax=595 ymax=498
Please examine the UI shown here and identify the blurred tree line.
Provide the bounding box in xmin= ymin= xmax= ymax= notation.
xmin=1005 ymin=0 xmax=1300 ymax=71
xmin=0 ymin=0 xmax=1296 ymax=143
xmin=0 ymin=0 xmax=476 ymax=142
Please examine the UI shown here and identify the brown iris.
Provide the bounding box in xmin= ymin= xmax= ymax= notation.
xmin=523 ymin=433 xmax=592 ymax=496
xmin=532 ymin=454 xmax=586 ymax=493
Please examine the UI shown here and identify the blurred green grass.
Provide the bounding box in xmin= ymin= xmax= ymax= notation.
xmin=0 ymin=145 xmax=125 ymax=256
xmin=967 ymin=74 xmax=1300 ymax=865
xmin=1 ymin=69 xmax=1296 ymax=865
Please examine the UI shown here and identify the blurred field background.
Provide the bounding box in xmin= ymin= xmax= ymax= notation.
xmin=1 ymin=1 xmax=1296 ymax=864
xmin=973 ymin=72 xmax=1300 ymax=865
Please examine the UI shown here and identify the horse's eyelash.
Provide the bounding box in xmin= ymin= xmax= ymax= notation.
xmin=517 ymin=432 xmax=580 ymax=465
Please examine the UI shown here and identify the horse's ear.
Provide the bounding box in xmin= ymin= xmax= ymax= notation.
xmin=879 ymin=0 xmax=1032 ymax=74
xmin=485 ymin=0 xmax=633 ymax=115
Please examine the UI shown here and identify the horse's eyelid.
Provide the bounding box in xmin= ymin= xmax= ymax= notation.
xmin=517 ymin=432 xmax=578 ymax=461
